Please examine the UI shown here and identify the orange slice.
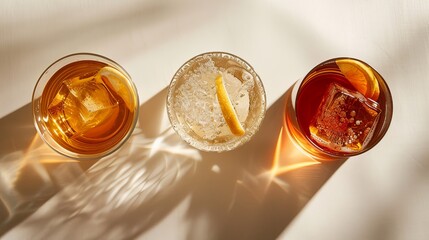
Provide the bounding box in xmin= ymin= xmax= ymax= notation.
xmin=336 ymin=59 xmax=380 ymax=101
xmin=97 ymin=66 xmax=134 ymax=111
xmin=215 ymin=73 xmax=245 ymax=136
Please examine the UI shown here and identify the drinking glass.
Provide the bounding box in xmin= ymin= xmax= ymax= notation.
xmin=285 ymin=57 xmax=393 ymax=161
xmin=167 ymin=52 xmax=266 ymax=152
xmin=32 ymin=53 xmax=139 ymax=159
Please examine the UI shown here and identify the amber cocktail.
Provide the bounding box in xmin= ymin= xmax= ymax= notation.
xmin=33 ymin=53 xmax=139 ymax=159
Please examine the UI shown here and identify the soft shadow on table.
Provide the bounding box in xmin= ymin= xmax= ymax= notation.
xmin=0 ymin=88 xmax=184 ymax=237
xmin=0 ymin=103 xmax=99 ymax=236
xmin=1 ymin=86 xmax=344 ymax=240
xmin=184 ymin=85 xmax=345 ymax=240
xmin=1 ymin=88 xmax=202 ymax=240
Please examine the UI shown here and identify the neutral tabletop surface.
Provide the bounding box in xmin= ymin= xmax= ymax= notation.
xmin=1 ymin=0 xmax=428 ymax=239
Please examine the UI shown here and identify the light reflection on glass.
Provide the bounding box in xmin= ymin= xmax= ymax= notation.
xmin=270 ymin=127 xmax=320 ymax=176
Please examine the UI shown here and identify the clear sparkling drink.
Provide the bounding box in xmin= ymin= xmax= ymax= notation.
xmin=167 ymin=52 xmax=266 ymax=152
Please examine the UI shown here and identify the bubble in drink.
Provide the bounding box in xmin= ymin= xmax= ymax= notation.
xmin=309 ymin=83 xmax=381 ymax=152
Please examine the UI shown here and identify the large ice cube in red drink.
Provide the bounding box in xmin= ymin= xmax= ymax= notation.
xmin=309 ymin=83 xmax=381 ymax=152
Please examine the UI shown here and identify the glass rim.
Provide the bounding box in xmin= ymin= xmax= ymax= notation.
xmin=166 ymin=51 xmax=267 ymax=152
xmin=296 ymin=57 xmax=394 ymax=158
xmin=32 ymin=52 xmax=139 ymax=159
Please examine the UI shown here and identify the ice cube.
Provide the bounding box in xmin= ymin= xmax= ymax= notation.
xmin=47 ymin=76 xmax=119 ymax=139
xmin=309 ymin=83 xmax=381 ymax=152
